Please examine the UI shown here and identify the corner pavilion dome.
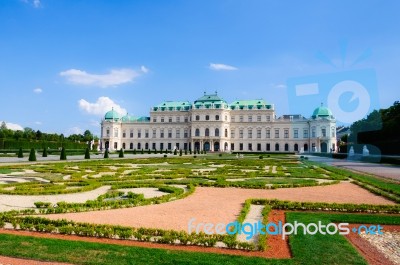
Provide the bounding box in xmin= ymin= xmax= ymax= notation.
xmin=312 ymin=105 xmax=334 ymax=119
xmin=104 ymin=108 xmax=121 ymax=121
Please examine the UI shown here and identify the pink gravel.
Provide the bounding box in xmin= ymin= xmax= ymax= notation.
xmin=42 ymin=182 xmax=395 ymax=232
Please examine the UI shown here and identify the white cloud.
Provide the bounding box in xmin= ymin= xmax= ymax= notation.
xmin=33 ymin=0 xmax=41 ymax=8
xmin=141 ymin=65 xmax=149 ymax=73
xmin=1 ymin=121 xmax=24 ymax=131
xmin=209 ymin=63 xmax=238 ymax=71
xmin=275 ymin=84 xmax=287 ymax=89
xmin=65 ymin=127 xmax=83 ymax=136
xmin=78 ymin=96 xmax=127 ymax=116
xmin=34 ymin=121 xmax=42 ymax=125
xmin=33 ymin=88 xmax=43 ymax=93
xmin=60 ymin=68 xmax=146 ymax=88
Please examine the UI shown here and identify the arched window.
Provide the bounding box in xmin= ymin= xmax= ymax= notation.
xmin=225 ymin=128 xmax=228 ymax=137
xmin=195 ymin=128 xmax=200 ymax=137
xmin=206 ymin=115 xmax=210 ymax=121
xmin=294 ymin=143 xmax=299 ymax=152
xmin=215 ymin=115 xmax=220 ymax=120
xmin=304 ymin=143 xmax=308 ymax=152
xmin=138 ymin=143 xmax=141 ymax=149
xmin=285 ymin=143 xmax=289 ymax=151
xmin=275 ymin=143 xmax=279 ymax=151
xmin=205 ymin=128 xmax=210 ymax=136
xmin=129 ymin=143 xmax=133 ymax=149
xmin=122 ymin=143 xmax=126 ymax=149
xmin=215 ymin=128 xmax=219 ymax=137
xmin=195 ymin=115 xmax=200 ymax=121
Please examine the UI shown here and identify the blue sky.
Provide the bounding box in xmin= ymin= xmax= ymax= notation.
xmin=1 ymin=0 xmax=399 ymax=136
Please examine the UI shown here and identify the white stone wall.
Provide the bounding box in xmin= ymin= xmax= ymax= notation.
xmin=101 ymin=106 xmax=336 ymax=153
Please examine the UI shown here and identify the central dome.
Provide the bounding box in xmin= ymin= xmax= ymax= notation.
xmin=104 ymin=109 xmax=121 ymax=121
xmin=312 ymin=106 xmax=333 ymax=119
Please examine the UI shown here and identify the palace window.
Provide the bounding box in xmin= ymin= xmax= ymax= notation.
xmin=215 ymin=115 xmax=219 ymax=120
xmin=248 ymin=129 xmax=253 ymax=139
xmin=114 ymin=128 xmax=118 ymax=137
xmin=195 ymin=115 xmax=200 ymax=121
xmin=321 ymin=128 xmax=326 ymax=137
xmin=176 ymin=129 xmax=180 ymax=138
xmin=266 ymin=129 xmax=270 ymax=138
xmin=152 ymin=129 xmax=156 ymax=138
xmin=184 ymin=129 xmax=188 ymax=138
xmin=205 ymin=128 xmax=210 ymax=136
xmin=160 ymin=129 xmax=164 ymax=138
xmin=168 ymin=129 xmax=172 ymax=138
xmin=137 ymin=129 xmax=141 ymax=138
xmin=215 ymin=128 xmax=219 ymax=137
xmin=294 ymin=129 xmax=299 ymax=138
xmin=275 ymin=129 xmax=279 ymax=138
xmin=248 ymin=115 xmax=252 ymax=122
xmin=168 ymin=117 xmax=172 ymax=123
xmin=303 ymin=129 xmax=308 ymax=138
xmin=195 ymin=128 xmax=200 ymax=136
xmin=206 ymin=115 xmax=210 ymax=121
xmin=239 ymin=129 xmax=243 ymax=139
xmin=130 ymin=129 xmax=133 ymax=138
xmin=231 ymin=129 xmax=235 ymax=138
xmin=257 ymin=115 xmax=261 ymax=122
xmin=161 ymin=117 xmax=165 ymax=122
xmin=122 ymin=130 xmax=126 ymax=138
xmin=239 ymin=116 xmax=243 ymax=122
xmin=145 ymin=130 xmax=149 ymax=138
xmin=257 ymin=129 xmax=261 ymax=138
xmin=225 ymin=128 xmax=228 ymax=137
xmin=284 ymin=129 xmax=289 ymax=139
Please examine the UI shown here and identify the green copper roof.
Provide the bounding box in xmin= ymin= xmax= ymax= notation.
xmin=104 ymin=109 xmax=121 ymax=121
xmin=121 ymin=114 xmax=150 ymax=122
xmin=229 ymin=99 xmax=272 ymax=110
xmin=194 ymin=93 xmax=227 ymax=104
xmin=153 ymin=101 xmax=191 ymax=111
xmin=312 ymin=106 xmax=333 ymax=118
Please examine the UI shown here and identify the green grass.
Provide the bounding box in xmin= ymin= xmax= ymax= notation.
xmin=0 ymin=233 xmax=290 ymax=265
xmin=0 ymin=210 xmax=382 ymax=264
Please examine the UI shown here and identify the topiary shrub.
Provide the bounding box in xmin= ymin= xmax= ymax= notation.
xmin=163 ymin=154 xmax=167 ymax=158
xmin=60 ymin=147 xmax=67 ymax=160
xmin=179 ymin=149 xmax=183 ymax=156
xmin=17 ymin=147 xmax=23 ymax=158
xmin=133 ymin=149 xmax=137 ymax=155
xmin=104 ymin=149 xmax=109 ymax=159
xmin=119 ymin=148 xmax=124 ymax=158
xmin=148 ymin=149 xmax=151 ymax=154
xmin=189 ymin=149 xmax=192 ymax=154
xmin=259 ymin=155 xmax=263 ymax=159
xmin=184 ymin=149 xmax=187 ymax=155
xmin=153 ymin=149 xmax=157 ymax=154
xmin=85 ymin=147 xmax=91 ymax=159
xmin=174 ymin=149 xmax=178 ymax=155
xmin=219 ymin=153 xmax=222 ymax=157
xmin=193 ymin=155 xmax=197 ymax=158
xmin=42 ymin=147 xmax=48 ymax=157
xmin=28 ymin=148 xmax=37 ymax=161
xmin=141 ymin=149 xmax=144 ymax=154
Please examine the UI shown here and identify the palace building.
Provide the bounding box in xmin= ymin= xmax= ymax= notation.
xmin=100 ymin=93 xmax=336 ymax=153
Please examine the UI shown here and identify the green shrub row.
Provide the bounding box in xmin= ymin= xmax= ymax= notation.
xmin=250 ymin=199 xmax=400 ymax=213
xmin=351 ymin=180 xmax=400 ymax=203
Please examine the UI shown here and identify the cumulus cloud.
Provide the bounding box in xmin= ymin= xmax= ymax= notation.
xmin=33 ymin=0 xmax=41 ymax=8
xmin=78 ymin=96 xmax=127 ymax=116
xmin=65 ymin=127 xmax=83 ymax=136
xmin=33 ymin=88 xmax=43 ymax=93
xmin=60 ymin=67 xmax=147 ymax=88
xmin=209 ymin=63 xmax=238 ymax=71
xmin=275 ymin=84 xmax=287 ymax=89
xmin=1 ymin=121 xmax=24 ymax=131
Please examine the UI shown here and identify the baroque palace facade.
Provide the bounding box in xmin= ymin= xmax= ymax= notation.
xmin=100 ymin=93 xmax=337 ymax=153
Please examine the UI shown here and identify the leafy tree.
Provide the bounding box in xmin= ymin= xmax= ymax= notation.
xmin=60 ymin=147 xmax=67 ymax=160
xmin=42 ymin=147 xmax=48 ymax=157
xmin=84 ymin=147 xmax=91 ymax=159
xmin=17 ymin=147 xmax=23 ymax=158
xmin=28 ymin=148 xmax=37 ymax=161
xmin=83 ymin=130 xmax=93 ymax=142
xmin=0 ymin=121 xmax=7 ymax=131
xmin=119 ymin=148 xmax=124 ymax=158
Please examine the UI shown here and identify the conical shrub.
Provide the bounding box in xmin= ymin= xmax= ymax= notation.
xmin=84 ymin=147 xmax=90 ymax=159
xmin=104 ymin=148 xmax=109 ymax=159
xmin=28 ymin=148 xmax=37 ymax=161
xmin=119 ymin=148 xmax=124 ymax=158
xmin=60 ymin=147 xmax=67 ymax=160
xmin=42 ymin=147 xmax=48 ymax=157
xmin=17 ymin=147 xmax=23 ymax=158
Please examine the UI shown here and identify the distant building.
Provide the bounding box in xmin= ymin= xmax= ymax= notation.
xmin=100 ymin=93 xmax=337 ymax=153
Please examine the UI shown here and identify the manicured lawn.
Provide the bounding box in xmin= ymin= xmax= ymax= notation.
xmin=0 ymin=211 xmax=392 ymax=264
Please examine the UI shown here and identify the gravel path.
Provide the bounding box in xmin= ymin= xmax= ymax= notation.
xmin=42 ymin=182 xmax=394 ymax=232
xmin=0 ymin=256 xmax=72 ymax=265
xmin=0 ymin=186 xmax=110 ymax=212
xmin=236 ymin=205 xmax=264 ymax=244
